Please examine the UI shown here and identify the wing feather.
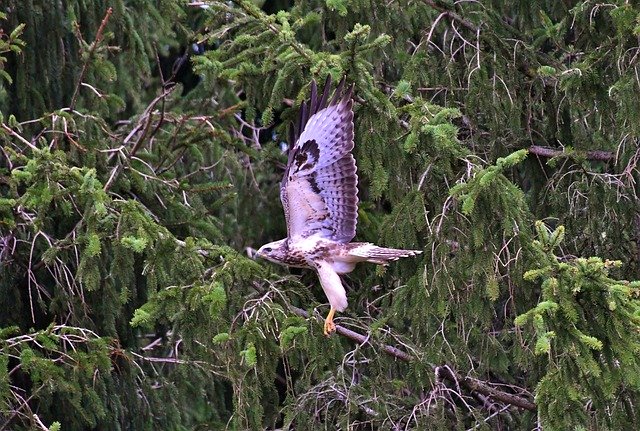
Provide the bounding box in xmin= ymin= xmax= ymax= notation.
xmin=280 ymin=77 xmax=358 ymax=243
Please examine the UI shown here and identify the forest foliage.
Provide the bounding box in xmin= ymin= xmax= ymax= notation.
xmin=1 ymin=0 xmax=640 ymax=430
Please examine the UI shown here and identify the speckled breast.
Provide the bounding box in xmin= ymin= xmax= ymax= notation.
xmin=281 ymin=248 xmax=310 ymax=268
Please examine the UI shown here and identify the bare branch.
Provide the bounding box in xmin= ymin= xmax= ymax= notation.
xmin=419 ymin=0 xmax=477 ymax=33
xmin=529 ymin=145 xmax=614 ymax=162
xmin=1 ymin=124 xmax=38 ymax=151
xmin=288 ymin=305 xmax=536 ymax=411
xmin=69 ymin=7 xmax=113 ymax=111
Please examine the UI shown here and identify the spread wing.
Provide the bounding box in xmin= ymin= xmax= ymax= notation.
xmin=280 ymin=77 xmax=358 ymax=242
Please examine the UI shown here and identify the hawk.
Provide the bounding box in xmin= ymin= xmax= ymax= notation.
xmin=256 ymin=77 xmax=422 ymax=335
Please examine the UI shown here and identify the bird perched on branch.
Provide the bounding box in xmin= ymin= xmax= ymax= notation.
xmin=256 ymin=77 xmax=422 ymax=336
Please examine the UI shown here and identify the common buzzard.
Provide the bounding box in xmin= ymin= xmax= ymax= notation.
xmin=257 ymin=77 xmax=422 ymax=335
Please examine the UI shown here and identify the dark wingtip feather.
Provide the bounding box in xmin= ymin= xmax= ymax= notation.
xmin=288 ymin=126 xmax=295 ymax=151
xmin=330 ymin=77 xmax=346 ymax=106
xmin=316 ymin=74 xmax=332 ymax=112
xmin=309 ymin=79 xmax=318 ymax=114
xmin=299 ymin=102 xmax=308 ymax=134
xmin=289 ymin=75 xmax=352 ymax=148
xmin=344 ymin=83 xmax=355 ymax=104
xmin=295 ymin=105 xmax=302 ymax=140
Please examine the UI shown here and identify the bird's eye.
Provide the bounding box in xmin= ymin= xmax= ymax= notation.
xmin=264 ymin=247 xmax=273 ymax=253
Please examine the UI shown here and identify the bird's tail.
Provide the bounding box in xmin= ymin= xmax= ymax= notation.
xmin=346 ymin=243 xmax=422 ymax=265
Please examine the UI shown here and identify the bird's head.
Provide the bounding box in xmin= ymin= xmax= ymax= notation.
xmin=255 ymin=239 xmax=288 ymax=264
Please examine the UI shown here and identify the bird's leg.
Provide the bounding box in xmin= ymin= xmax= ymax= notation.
xmin=323 ymin=308 xmax=337 ymax=336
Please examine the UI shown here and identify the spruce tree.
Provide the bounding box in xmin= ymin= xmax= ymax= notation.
xmin=2 ymin=1 xmax=640 ymax=430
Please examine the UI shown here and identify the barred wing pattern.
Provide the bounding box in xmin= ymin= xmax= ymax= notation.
xmin=280 ymin=78 xmax=358 ymax=243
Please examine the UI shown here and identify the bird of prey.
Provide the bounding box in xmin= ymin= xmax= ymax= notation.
xmin=256 ymin=77 xmax=422 ymax=336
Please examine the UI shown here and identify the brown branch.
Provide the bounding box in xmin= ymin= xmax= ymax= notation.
xmin=1 ymin=124 xmax=38 ymax=151
xmin=295 ymin=305 xmax=413 ymax=361
xmin=103 ymin=86 xmax=176 ymax=192
xmin=289 ymin=305 xmax=536 ymax=411
xmin=439 ymin=367 xmax=537 ymax=412
xmin=529 ymin=145 xmax=614 ymax=162
xmin=69 ymin=7 xmax=113 ymax=111
xmin=419 ymin=0 xmax=477 ymax=33
xmin=419 ymin=0 xmax=562 ymax=73
xmin=158 ymin=230 xmax=535 ymax=411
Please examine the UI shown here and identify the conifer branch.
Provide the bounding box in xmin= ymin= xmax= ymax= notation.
xmin=288 ymin=305 xmax=536 ymax=411
xmin=6 ymin=2 xmax=640 ymax=428
xmin=233 ymin=0 xmax=313 ymax=62
xmin=438 ymin=367 xmax=537 ymax=412
xmin=1 ymin=123 xmax=37 ymax=150
xmin=103 ymin=86 xmax=176 ymax=192
xmin=419 ymin=0 xmax=477 ymax=33
xmin=418 ymin=0 xmax=561 ymax=73
xmin=69 ymin=7 xmax=113 ymax=111
xmin=529 ymin=145 xmax=614 ymax=162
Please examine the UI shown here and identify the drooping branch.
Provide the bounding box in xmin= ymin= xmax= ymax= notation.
xmin=69 ymin=7 xmax=113 ymax=111
xmin=419 ymin=0 xmax=477 ymax=33
xmin=438 ymin=367 xmax=537 ymax=412
xmin=289 ymin=305 xmax=536 ymax=411
xmin=103 ymin=86 xmax=176 ymax=192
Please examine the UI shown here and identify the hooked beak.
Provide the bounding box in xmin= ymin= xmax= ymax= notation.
xmin=246 ymin=247 xmax=260 ymax=259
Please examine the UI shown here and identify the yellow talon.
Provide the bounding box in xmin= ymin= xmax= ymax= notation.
xmin=323 ymin=308 xmax=337 ymax=336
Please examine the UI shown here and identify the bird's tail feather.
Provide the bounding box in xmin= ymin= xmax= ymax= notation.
xmin=346 ymin=243 xmax=422 ymax=265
